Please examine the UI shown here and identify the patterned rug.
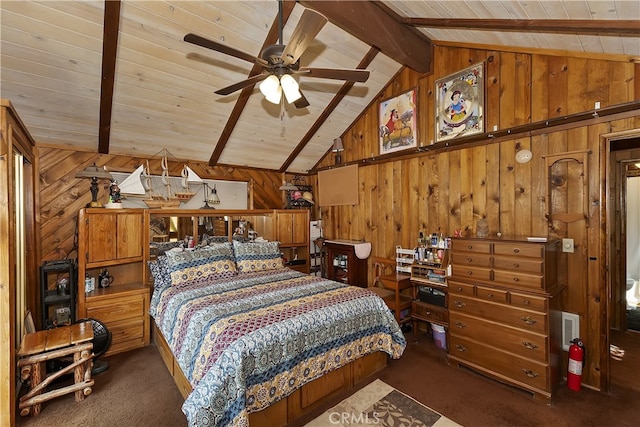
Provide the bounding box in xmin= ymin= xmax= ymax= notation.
xmin=305 ymin=379 xmax=461 ymax=427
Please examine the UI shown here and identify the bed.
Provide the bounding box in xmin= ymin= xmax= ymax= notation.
xmin=148 ymin=240 xmax=406 ymax=426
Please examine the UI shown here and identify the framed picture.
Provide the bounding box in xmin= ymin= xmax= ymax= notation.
xmin=435 ymin=62 xmax=484 ymax=143
xmin=378 ymin=87 xmax=418 ymax=154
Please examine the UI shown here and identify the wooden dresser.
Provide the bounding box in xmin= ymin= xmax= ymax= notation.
xmin=448 ymin=237 xmax=562 ymax=402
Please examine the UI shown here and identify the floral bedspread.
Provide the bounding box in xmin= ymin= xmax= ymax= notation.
xmin=150 ymin=268 xmax=406 ymax=427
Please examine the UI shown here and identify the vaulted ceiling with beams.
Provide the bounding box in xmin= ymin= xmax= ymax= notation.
xmin=1 ymin=1 xmax=638 ymax=173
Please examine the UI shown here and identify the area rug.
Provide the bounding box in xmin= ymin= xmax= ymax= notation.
xmin=305 ymin=379 xmax=461 ymax=426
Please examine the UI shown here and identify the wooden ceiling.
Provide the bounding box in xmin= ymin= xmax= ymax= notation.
xmin=1 ymin=1 xmax=638 ymax=173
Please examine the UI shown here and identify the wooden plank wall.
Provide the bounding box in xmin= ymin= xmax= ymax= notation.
xmin=312 ymin=45 xmax=640 ymax=390
xmin=37 ymin=149 xmax=285 ymax=262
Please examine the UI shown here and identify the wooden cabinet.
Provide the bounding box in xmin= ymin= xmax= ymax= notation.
xmin=447 ymin=237 xmax=562 ymax=402
xmin=275 ymin=210 xmax=310 ymax=273
xmin=324 ymin=240 xmax=370 ymax=287
xmin=410 ymin=249 xmax=449 ymax=339
xmin=77 ymin=208 xmax=150 ymax=356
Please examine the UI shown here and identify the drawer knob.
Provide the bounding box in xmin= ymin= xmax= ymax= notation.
xmin=466 ymin=270 xmax=473 ymax=276
xmin=455 ymin=344 xmax=467 ymax=352
xmin=513 ymin=263 xmax=520 ymax=268
xmin=454 ymin=301 xmax=466 ymax=308
xmin=487 ymin=293 xmax=494 ymax=298
xmin=523 ymin=300 xmax=531 ymax=305
xmin=425 ymin=310 xmax=431 ymax=315
xmin=456 ymin=287 xmax=463 ymax=292
xmin=513 ymin=248 xmax=520 ymax=254
xmin=467 ymin=245 xmax=473 ymax=250
xmin=522 ymin=369 xmax=539 ymax=378
xmin=522 ymin=341 xmax=538 ymax=350
xmin=521 ymin=316 xmax=537 ymax=325
xmin=466 ymin=257 xmax=473 ymax=263
xmin=455 ymin=321 xmax=466 ymax=329
xmin=513 ymin=277 xmax=520 ymax=282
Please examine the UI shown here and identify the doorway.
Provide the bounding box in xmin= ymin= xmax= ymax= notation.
xmin=608 ymin=134 xmax=640 ymax=393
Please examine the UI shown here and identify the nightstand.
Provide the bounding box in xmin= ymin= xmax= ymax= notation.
xmin=377 ymin=273 xmax=413 ymax=325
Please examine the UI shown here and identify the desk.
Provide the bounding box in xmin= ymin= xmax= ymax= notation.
xmin=17 ymin=322 xmax=94 ymax=416
xmin=377 ymin=273 xmax=413 ymax=325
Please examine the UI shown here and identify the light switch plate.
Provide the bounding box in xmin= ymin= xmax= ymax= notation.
xmin=562 ymin=238 xmax=574 ymax=253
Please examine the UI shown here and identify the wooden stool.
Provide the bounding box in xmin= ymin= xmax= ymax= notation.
xmin=17 ymin=321 xmax=95 ymax=416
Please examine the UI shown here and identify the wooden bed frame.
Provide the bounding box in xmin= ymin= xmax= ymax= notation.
xmin=152 ymin=323 xmax=388 ymax=426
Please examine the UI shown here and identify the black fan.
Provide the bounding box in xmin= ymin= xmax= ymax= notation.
xmin=183 ymin=0 xmax=369 ymax=108
xmin=77 ymin=318 xmax=112 ymax=375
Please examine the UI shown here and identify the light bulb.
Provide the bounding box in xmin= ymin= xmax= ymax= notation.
xmin=259 ymin=75 xmax=282 ymax=104
xmin=280 ymin=74 xmax=302 ymax=103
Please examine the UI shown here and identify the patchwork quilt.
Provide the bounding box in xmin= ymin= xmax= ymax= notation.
xmin=150 ymin=267 xmax=406 ymax=427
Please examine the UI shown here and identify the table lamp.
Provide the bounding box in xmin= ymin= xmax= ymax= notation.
xmin=75 ymin=163 xmax=113 ymax=207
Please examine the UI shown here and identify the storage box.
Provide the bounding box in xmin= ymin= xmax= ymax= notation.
xmin=418 ymin=286 xmax=446 ymax=306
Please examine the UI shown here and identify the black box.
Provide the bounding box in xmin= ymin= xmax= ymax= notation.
xmin=418 ymin=286 xmax=446 ymax=307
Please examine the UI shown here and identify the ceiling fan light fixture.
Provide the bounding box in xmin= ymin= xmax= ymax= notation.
xmin=280 ymin=74 xmax=302 ymax=103
xmin=260 ymin=75 xmax=282 ymax=104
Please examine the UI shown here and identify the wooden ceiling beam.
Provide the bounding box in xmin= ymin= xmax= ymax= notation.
xmin=208 ymin=1 xmax=296 ymax=166
xmin=278 ymin=46 xmax=380 ymax=173
xmin=98 ymin=0 xmax=121 ymax=154
xmin=403 ymin=18 xmax=640 ymax=37
xmin=299 ymin=0 xmax=432 ymax=74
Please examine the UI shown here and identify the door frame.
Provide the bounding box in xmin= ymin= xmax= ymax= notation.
xmin=602 ymin=128 xmax=640 ymax=393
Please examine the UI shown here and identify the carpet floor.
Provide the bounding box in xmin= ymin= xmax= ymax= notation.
xmin=15 ymin=331 xmax=640 ymax=427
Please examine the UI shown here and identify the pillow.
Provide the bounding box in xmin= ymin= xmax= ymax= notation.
xmin=165 ymin=242 xmax=236 ymax=286
xmin=147 ymin=256 xmax=171 ymax=289
xmin=233 ymin=240 xmax=284 ymax=273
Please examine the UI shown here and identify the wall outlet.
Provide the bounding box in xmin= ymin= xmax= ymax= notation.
xmin=595 ymin=101 xmax=601 ymax=109
xmin=562 ymin=238 xmax=574 ymax=253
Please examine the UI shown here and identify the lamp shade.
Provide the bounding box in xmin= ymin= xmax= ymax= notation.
xmin=279 ymin=181 xmax=298 ymax=191
xmin=75 ymin=163 xmax=113 ymax=180
xmin=259 ymin=75 xmax=282 ymax=104
xmin=280 ymin=74 xmax=302 ymax=103
xmin=332 ymin=138 xmax=344 ymax=152
xmin=208 ymin=185 xmax=221 ymax=204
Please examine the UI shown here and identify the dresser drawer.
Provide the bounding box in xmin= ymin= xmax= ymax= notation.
xmin=493 ymin=242 xmax=543 ymax=259
xmin=449 ymin=295 xmax=547 ymax=334
xmin=448 ymin=280 xmax=475 ymax=297
xmin=493 ymin=256 xmax=543 ymax=275
xmin=510 ymin=292 xmax=547 ymax=311
xmin=86 ymin=293 xmax=145 ymax=324
xmin=476 ymin=285 xmax=508 ymax=304
xmin=105 ymin=317 xmax=145 ymax=355
xmin=450 ymin=265 xmax=491 ymax=282
xmin=493 ymin=270 xmax=544 ymax=291
xmin=412 ymin=301 xmax=448 ymax=324
xmin=452 ymin=239 xmax=491 ymax=254
xmin=451 ymin=253 xmax=491 ymax=268
xmin=449 ymin=312 xmax=548 ymax=362
xmin=449 ymin=335 xmax=550 ymax=392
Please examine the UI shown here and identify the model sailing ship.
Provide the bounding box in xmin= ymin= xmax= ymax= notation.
xmin=119 ymin=152 xmax=202 ymax=208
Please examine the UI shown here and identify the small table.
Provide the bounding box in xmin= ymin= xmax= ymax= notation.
xmin=377 ymin=273 xmax=413 ymax=325
xmin=17 ymin=322 xmax=95 ymax=416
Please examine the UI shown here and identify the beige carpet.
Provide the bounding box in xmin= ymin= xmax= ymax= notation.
xmin=305 ymin=379 xmax=461 ymax=427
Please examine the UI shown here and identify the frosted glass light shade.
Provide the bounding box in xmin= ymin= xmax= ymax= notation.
xmin=259 ymin=75 xmax=282 ymax=104
xmin=280 ymin=74 xmax=301 ymax=103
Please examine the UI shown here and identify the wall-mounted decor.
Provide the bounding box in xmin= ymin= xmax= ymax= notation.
xmin=435 ymin=62 xmax=484 ymax=143
xmin=378 ymin=87 xmax=418 ymax=154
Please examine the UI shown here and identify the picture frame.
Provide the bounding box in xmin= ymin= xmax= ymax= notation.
xmin=435 ymin=62 xmax=484 ymax=143
xmin=378 ymin=87 xmax=418 ymax=154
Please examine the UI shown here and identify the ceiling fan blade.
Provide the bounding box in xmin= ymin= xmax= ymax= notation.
xmin=299 ymin=68 xmax=370 ymax=83
xmin=294 ymin=92 xmax=310 ymax=109
xmin=281 ymin=9 xmax=327 ymax=66
xmin=215 ymin=74 xmax=268 ymax=96
xmin=184 ymin=33 xmax=268 ymax=67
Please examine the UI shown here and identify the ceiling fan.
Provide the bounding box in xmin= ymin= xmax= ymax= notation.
xmin=183 ymin=0 xmax=370 ymax=109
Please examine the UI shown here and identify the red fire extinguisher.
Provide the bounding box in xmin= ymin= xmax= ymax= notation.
xmin=567 ymin=338 xmax=585 ymax=391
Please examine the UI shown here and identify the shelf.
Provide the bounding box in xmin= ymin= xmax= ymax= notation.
xmin=85 ymin=281 xmax=148 ymax=301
